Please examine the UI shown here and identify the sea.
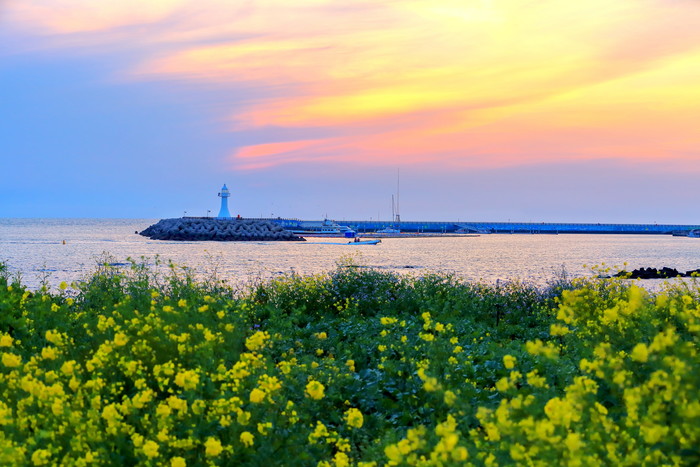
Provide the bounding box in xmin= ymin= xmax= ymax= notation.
xmin=1 ymin=218 xmax=699 ymax=291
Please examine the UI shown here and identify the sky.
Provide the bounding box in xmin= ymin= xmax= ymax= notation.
xmin=1 ymin=0 xmax=700 ymax=223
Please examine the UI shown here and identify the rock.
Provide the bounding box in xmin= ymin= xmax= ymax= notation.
xmin=139 ymin=218 xmax=305 ymax=242
xmin=614 ymin=267 xmax=684 ymax=279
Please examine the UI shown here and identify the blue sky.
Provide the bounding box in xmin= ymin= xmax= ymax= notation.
xmin=2 ymin=1 xmax=700 ymax=224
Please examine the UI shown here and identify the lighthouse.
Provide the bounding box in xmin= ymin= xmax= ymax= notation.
xmin=217 ymin=184 xmax=232 ymax=219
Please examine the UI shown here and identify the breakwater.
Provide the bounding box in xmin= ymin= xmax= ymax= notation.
xmin=264 ymin=218 xmax=700 ymax=235
xmin=139 ymin=218 xmax=305 ymax=241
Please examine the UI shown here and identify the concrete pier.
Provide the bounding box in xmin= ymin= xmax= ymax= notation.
xmin=264 ymin=218 xmax=700 ymax=235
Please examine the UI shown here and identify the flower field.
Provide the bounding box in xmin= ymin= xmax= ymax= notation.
xmin=1 ymin=260 xmax=698 ymax=466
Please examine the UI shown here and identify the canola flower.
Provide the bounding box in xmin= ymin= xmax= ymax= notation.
xmin=0 ymin=260 xmax=698 ymax=466
xmin=204 ymin=437 xmax=223 ymax=457
xmin=344 ymin=408 xmax=364 ymax=429
xmin=305 ymin=380 xmax=326 ymax=400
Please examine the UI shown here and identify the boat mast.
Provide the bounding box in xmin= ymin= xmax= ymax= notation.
xmin=395 ymin=168 xmax=401 ymax=227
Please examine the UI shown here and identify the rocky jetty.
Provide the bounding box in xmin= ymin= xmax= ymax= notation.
xmin=139 ymin=218 xmax=305 ymax=242
xmin=613 ymin=267 xmax=700 ymax=279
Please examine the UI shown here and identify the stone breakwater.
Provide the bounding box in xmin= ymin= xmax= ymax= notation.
xmin=139 ymin=218 xmax=305 ymax=242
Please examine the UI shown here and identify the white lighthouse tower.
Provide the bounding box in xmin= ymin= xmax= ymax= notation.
xmin=217 ymin=184 xmax=232 ymax=219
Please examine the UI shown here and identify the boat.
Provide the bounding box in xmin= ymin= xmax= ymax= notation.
xmin=303 ymin=238 xmax=381 ymax=245
xmin=348 ymin=239 xmax=381 ymax=245
xmin=673 ymin=229 xmax=700 ymax=238
xmin=290 ymin=219 xmax=356 ymax=237
xmin=377 ymin=190 xmax=401 ymax=234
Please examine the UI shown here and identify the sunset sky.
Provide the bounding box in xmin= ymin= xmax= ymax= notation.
xmin=2 ymin=0 xmax=700 ymax=223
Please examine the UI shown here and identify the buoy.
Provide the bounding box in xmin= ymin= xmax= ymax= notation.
xmin=62 ymin=240 xmax=66 ymax=245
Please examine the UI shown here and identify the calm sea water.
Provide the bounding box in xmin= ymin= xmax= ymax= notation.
xmin=1 ymin=218 xmax=699 ymax=290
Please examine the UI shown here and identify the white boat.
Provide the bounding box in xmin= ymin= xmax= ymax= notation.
xmin=303 ymin=238 xmax=381 ymax=245
xmin=377 ymin=190 xmax=401 ymax=234
xmin=348 ymin=239 xmax=381 ymax=245
xmin=291 ymin=219 xmax=356 ymax=237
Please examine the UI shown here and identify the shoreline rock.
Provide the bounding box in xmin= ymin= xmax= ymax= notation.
xmin=613 ymin=267 xmax=700 ymax=279
xmin=139 ymin=218 xmax=306 ymax=242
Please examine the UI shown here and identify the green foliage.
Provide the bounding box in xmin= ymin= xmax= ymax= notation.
xmin=0 ymin=260 xmax=698 ymax=466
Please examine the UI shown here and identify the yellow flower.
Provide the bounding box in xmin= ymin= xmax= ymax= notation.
xmin=423 ymin=377 xmax=439 ymax=392
xmin=503 ymin=355 xmax=516 ymax=370
xmin=59 ymin=281 xmax=68 ymax=290
xmin=385 ymin=444 xmax=403 ymax=463
xmin=240 ymin=431 xmax=254 ymax=447
xmin=61 ymin=360 xmax=76 ymax=375
xmin=45 ymin=330 xmax=63 ymax=346
xmin=495 ymin=377 xmax=510 ymax=392
xmin=204 ymin=437 xmax=223 ymax=457
xmin=114 ymin=332 xmax=129 ymax=347
xmin=31 ymin=449 xmax=52 ymax=466
xmin=1 ymin=353 xmax=21 ymax=368
xmin=142 ymin=440 xmax=159 ymax=458
xmin=526 ymin=370 xmax=547 ymax=388
xmin=309 ymin=421 xmax=329 ymax=443
xmin=0 ymin=334 xmax=13 ymax=347
xmin=174 ymin=370 xmax=200 ymax=390
xmin=630 ymin=343 xmax=649 ymax=362
xmin=257 ymin=422 xmax=272 ymax=435
xmin=178 ymin=299 xmax=187 ymax=308
xmin=344 ymin=408 xmax=364 ymax=429
xmin=41 ymin=346 xmax=58 ymax=360
xmin=245 ymin=331 xmax=270 ymax=351
xmin=641 ymin=423 xmax=669 ymax=444
xmin=443 ymin=390 xmax=457 ymax=406
xmin=334 ymin=452 xmax=350 ymax=467
xmin=170 ymin=457 xmax=186 ymax=467
xmin=315 ymin=332 xmax=327 ymax=339
xmin=305 ymin=380 xmax=325 ymax=400
xmin=452 ymin=446 xmax=469 ymax=461
xmin=249 ymin=388 xmax=266 ymax=403
xmin=510 ymin=444 xmax=526 ymax=461
xmin=565 ymin=433 xmax=584 ymax=451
